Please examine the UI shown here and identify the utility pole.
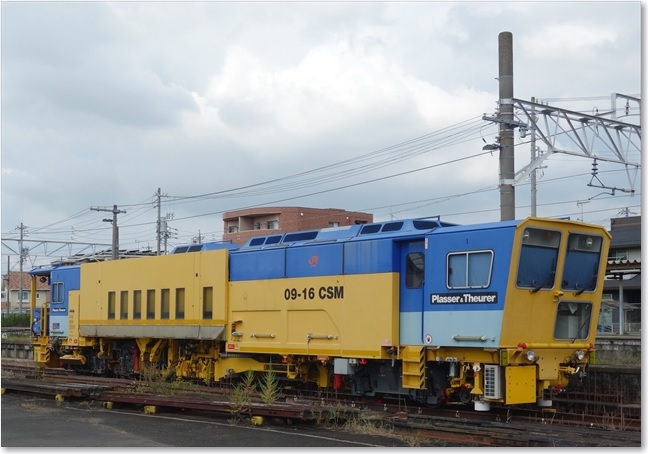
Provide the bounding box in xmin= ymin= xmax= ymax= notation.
xmin=156 ymin=188 xmax=162 ymax=255
xmin=17 ymin=223 xmax=27 ymax=313
xmin=160 ymin=214 xmax=176 ymax=254
xmin=498 ymin=31 xmax=515 ymax=221
xmin=154 ymin=188 xmax=171 ymax=255
xmin=5 ymin=256 xmax=9 ymax=312
xmin=91 ymin=205 xmax=126 ymax=260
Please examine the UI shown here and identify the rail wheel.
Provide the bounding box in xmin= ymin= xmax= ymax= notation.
xmin=459 ymin=387 xmax=473 ymax=405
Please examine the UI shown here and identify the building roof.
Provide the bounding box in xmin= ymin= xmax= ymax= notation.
xmin=4 ymin=271 xmax=50 ymax=291
xmin=609 ymin=215 xmax=640 ymax=230
xmin=609 ymin=228 xmax=641 ymax=249
xmin=604 ymin=216 xmax=641 ymax=295
xmin=604 ymin=272 xmax=641 ymax=292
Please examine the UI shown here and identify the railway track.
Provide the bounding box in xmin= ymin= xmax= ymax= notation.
xmin=1 ymin=360 xmax=640 ymax=447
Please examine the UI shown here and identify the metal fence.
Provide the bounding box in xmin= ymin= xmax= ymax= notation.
xmin=598 ymin=322 xmax=641 ymax=336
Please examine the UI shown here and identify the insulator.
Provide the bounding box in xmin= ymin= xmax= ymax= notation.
xmin=591 ymin=159 xmax=598 ymax=175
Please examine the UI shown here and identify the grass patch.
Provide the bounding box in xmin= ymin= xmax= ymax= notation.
xmin=595 ymin=350 xmax=641 ymax=366
xmin=340 ymin=414 xmax=431 ymax=447
xmin=132 ymin=363 xmax=200 ymax=395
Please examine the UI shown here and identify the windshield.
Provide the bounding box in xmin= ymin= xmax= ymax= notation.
xmin=516 ymin=228 xmax=560 ymax=290
xmin=562 ymin=233 xmax=603 ymax=294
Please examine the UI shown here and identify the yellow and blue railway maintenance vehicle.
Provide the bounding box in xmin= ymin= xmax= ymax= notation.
xmin=29 ymin=215 xmax=610 ymax=411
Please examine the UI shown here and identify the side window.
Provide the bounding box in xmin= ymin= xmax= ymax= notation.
xmin=175 ymin=288 xmax=185 ymax=320
xmin=608 ymin=250 xmax=628 ymax=261
xmin=406 ymin=252 xmax=424 ymax=289
xmin=107 ymin=291 xmax=116 ymax=320
xmin=52 ymin=282 xmax=64 ymax=303
xmin=161 ymin=289 xmax=170 ymax=320
xmin=133 ymin=290 xmax=142 ymax=320
xmin=447 ymin=251 xmax=493 ymax=289
xmin=203 ymin=287 xmax=213 ymax=320
xmin=146 ymin=290 xmax=156 ymax=320
xmin=120 ymin=291 xmax=129 ymax=320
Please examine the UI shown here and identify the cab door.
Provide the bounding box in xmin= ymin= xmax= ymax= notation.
xmin=399 ymin=240 xmax=425 ymax=345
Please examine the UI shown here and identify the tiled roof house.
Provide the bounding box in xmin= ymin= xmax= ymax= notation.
xmin=2 ymin=271 xmax=50 ymax=313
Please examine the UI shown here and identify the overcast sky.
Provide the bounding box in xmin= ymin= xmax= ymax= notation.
xmin=1 ymin=1 xmax=642 ymax=272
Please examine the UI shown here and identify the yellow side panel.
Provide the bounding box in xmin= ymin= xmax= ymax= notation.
xmin=67 ymin=291 xmax=80 ymax=346
xmin=78 ymin=250 xmax=228 ymax=324
xmin=505 ymin=366 xmax=536 ymax=404
xmin=229 ymin=273 xmax=399 ymax=357
xmin=287 ymin=310 xmax=338 ymax=345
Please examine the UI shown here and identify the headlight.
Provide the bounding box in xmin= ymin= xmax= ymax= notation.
xmin=525 ymin=350 xmax=537 ymax=362
xmin=574 ymin=350 xmax=585 ymax=361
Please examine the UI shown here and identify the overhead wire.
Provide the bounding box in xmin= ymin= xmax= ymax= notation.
xmin=164 ymin=116 xmax=490 ymax=203
xmin=3 ymin=116 xmax=491 ymax=241
xmin=3 ymin=109 xmax=639 ymax=254
xmin=9 ymin=116 xmax=494 ymax=248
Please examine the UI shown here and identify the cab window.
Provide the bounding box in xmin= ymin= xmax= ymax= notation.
xmin=562 ymin=233 xmax=603 ymax=294
xmin=517 ymin=228 xmax=560 ymax=291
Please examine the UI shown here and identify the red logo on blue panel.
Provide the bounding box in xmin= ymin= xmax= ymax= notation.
xmin=308 ymin=255 xmax=319 ymax=267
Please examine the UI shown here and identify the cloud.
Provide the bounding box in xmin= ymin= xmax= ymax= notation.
xmin=197 ymin=35 xmax=495 ymax=158
xmin=522 ymin=23 xmax=617 ymax=60
xmin=2 ymin=2 xmax=197 ymax=129
xmin=0 ymin=1 xmax=640 ymax=269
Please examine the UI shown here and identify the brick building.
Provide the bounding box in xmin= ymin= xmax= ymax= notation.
xmin=222 ymin=207 xmax=373 ymax=245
